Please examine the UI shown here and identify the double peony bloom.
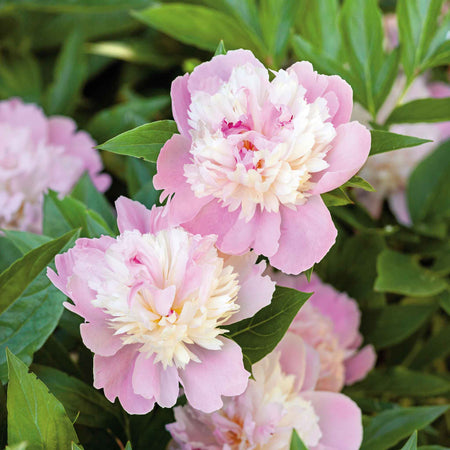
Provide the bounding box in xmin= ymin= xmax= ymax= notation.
xmin=44 ymin=50 xmax=374 ymax=449
xmin=0 ymin=98 xmax=110 ymax=233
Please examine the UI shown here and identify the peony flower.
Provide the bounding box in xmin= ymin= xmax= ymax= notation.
xmin=357 ymin=76 xmax=450 ymax=225
xmin=153 ymin=50 xmax=371 ymax=275
xmin=167 ymin=335 xmax=363 ymax=450
xmin=0 ymin=98 xmax=110 ymax=233
xmin=270 ymin=271 xmax=376 ymax=392
xmin=47 ymin=197 xmax=275 ymax=414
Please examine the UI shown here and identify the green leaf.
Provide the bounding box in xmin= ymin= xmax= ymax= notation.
xmin=361 ymin=304 xmax=436 ymax=349
xmin=3 ymin=231 xmax=52 ymax=254
xmin=361 ymin=405 xmax=448 ymax=450
xmin=397 ymin=0 xmax=444 ymax=80
xmin=295 ymin=0 xmax=341 ymax=59
xmin=70 ymin=173 xmax=117 ymax=232
xmin=6 ymin=350 xmax=78 ymax=449
xmin=45 ymin=27 xmax=87 ymax=115
xmin=214 ymin=40 xmax=227 ymax=56
xmin=0 ymin=229 xmax=79 ymax=315
xmin=401 ymin=432 xmax=418 ymax=450
xmin=0 ymin=0 xmax=149 ymax=12
xmin=409 ymin=325 xmax=450 ymax=368
xmin=87 ymin=95 xmax=170 ymax=143
xmin=32 ymin=365 xmax=122 ymax=430
xmin=132 ymin=4 xmax=263 ymax=57
xmin=342 ymin=175 xmax=375 ymax=192
xmin=322 ymin=188 xmax=353 ymax=207
xmin=373 ymin=47 xmax=401 ymax=111
xmin=290 ymin=429 xmax=308 ymax=450
xmin=340 ymin=0 xmax=384 ymax=115
xmin=125 ymin=157 xmax=159 ymax=204
xmin=98 ymin=120 xmax=178 ymax=163
xmin=370 ymin=130 xmax=432 ymax=156
xmin=349 ymin=367 xmax=449 ymax=397
xmin=387 ymin=97 xmax=450 ymax=124
xmin=224 ymin=286 xmax=310 ymax=365
xmin=375 ymin=249 xmax=447 ymax=296
xmin=43 ymin=191 xmax=113 ymax=239
xmin=259 ymin=0 xmax=300 ymax=65
xmin=0 ymin=237 xmax=22 ymax=274
xmin=407 ymin=141 xmax=450 ymax=225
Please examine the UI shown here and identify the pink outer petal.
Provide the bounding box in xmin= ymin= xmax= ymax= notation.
xmin=224 ymin=253 xmax=275 ymax=323
xmin=183 ymin=199 xmax=239 ymax=250
xmin=269 ymin=198 xmax=337 ymax=275
xmin=251 ymin=209 xmax=281 ymax=257
xmin=311 ymin=122 xmax=371 ymax=195
xmin=277 ymin=332 xmax=320 ymax=392
xmin=345 ymin=345 xmax=377 ymax=385
xmin=356 ymin=189 xmax=384 ymax=220
xmin=302 ymin=391 xmax=363 ymax=450
xmin=188 ymin=49 xmax=266 ymax=95
xmin=80 ymin=321 xmax=123 ymax=357
xmin=171 ymin=73 xmax=192 ymax=138
xmin=116 ymin=196 xmax=154 ymax=234
xmin=179 ymin=339 xmax=249 ymax=413
xmin=288 ymin=61 xmax=353 ymax=127
xmin=132 ymin=353 xmax=180 ymax=408
xmin=388 ymin=191 xmax=412 ymax=226
xmin=94 ymin=345 xmax=155 ymax=414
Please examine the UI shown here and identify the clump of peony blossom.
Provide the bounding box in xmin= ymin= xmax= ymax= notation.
xmin=167 ymin=334 xmax=363 ymax=450
xmin=270 ymin=271 xmax=376 ymax=392
xmin=0 ymin=98 xmax=110 ymax=233
xmin=154 ymin=49 xmax=371 ymax=275
xmin=47 ymin=197 xmax=275 ymax=414
xmin=356 ymin=76 xmax=450 ymax=225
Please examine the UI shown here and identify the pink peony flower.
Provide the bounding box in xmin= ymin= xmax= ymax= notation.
xmin=0 ymin=98 xmax=110 ymax=233
xmin=153 ymin=50 xmax=371 ymax=275
xmin=167 ymin=335 xmax=363 ymax=450
xmin=357 ymin=77 xmax=450 ymax=225
xmin=47 ymin=197 xmax=275 ymax=414
xmin=270 ymin=271 xmax=376 ymax=391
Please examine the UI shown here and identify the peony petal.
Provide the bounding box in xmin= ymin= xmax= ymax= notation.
xmin=251 ymin=209 xmax=281 ymax=258
xmin=302 ymin=391 xmax=363 ymax=450
xmin=80 ymin=321 xmax=123 ymax=357
xmin=225 ymin=254 xmax=275 ymax=323
xmin=133 ymin=353 xmax=180 ymax=407
xmin=115 ymin=196 xmax=154 ymax=234
xmin=311 ymin=122 xmax=371 ymax=195
xmin=171 ymin=73 xmax=192 ymax=137
xmin=94 ymin=345 xmax=155 ymax=414
xmin=270 ymin=198 xmax=337 ymax=275
xmin=388 ymin=191 xmax=412 ymax=226
xmin=345 ymin=344 xmax=377 ymax=385
xmin=179 ymin=339 xmax=249 ymax=413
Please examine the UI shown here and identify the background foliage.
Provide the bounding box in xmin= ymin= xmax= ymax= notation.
xmin=0 ymin=0 xmax=448 ymax=448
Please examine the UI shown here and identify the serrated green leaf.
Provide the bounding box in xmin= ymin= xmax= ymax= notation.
xmin=45 ymin=27 xmax=87 ymax=115
xmin=361 ymin=304 xmax=437 ymax=349
xmin=132 ymin=4 xmax=264 ymax=57
xmin=32 ymin=365 xmax=122 ymax=429
xmin=361 ymin=405 xmax=448 ymax=450
xmin=401 ymin=432 xmax=418 ymax=450
xmin=224 ymin=286 xmax=310 ymax=365
xmin=98 ymin=120 xmax=178 ymax=163
xmin=369 ymin=130 xmax=432 ymax=156
xmin=349 ymin=367 xmax=449 ymax=397
xmin=290 ymin=429 xmax=308 ymax=450
xmin=6 ymin=350 xmax=78 ymax=449
xmin=375 ymin=249 xmax=447 ymax=296
xmin=387 ymin=97 xmax=450 ymax=124
xmin=397 ymin=0 xmax=444 ymax=80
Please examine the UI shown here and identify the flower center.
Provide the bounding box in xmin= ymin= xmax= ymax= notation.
xmin=184 ymin=64 xmax=336 ymax=220
xmin=89 ymin=229 xmax=240 ymax=369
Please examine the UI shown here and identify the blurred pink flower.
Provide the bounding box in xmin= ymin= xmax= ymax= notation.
xmin=47 ymin=197 xmax=275 ymax=414
xmin=167 ymin=335 xmax=363 ymax=450
xmin=357 ymin=77 xmax=450 ymax=225
xmin=270 ymin=271 xmax=376 ymax=392
xmin=154 ymin=49 xmax=370 ymax=275
xmin=0 ymin=98 xmax=110 ymax=233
